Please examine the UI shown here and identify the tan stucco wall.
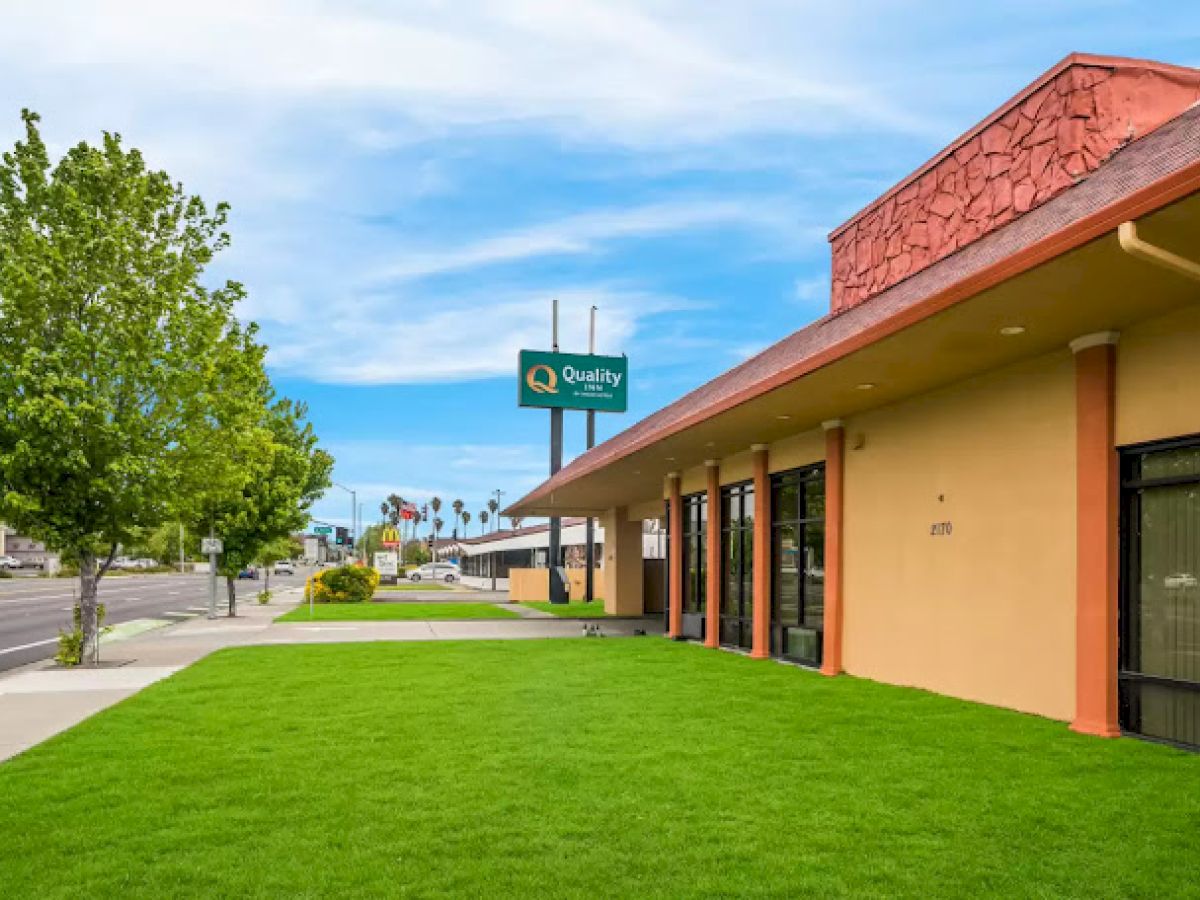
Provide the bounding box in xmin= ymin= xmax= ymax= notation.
xmin=719 ymin=449 xmax=754 ymax=486
xmin=602 ymin=507 xmax=645 ymax=615
xmin=768 ymin=428 xmax=825 ymax=473
xmin=679 ymin=465 xmax=706 ymax=497
xmin=842 ymin=350 xmax=1078 ymax=721
xmin=508 ymin=568 xmax=549 ymax=603
xmin=1116 ymin=303 xmax=1200 ymax=447
xmin=627 ymin=498 xmax=663 ymax=522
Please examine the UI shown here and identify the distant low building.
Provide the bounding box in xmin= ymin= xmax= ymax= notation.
xmin=0 ymin=524 xmax=51 ymax=569
xmin=437 ymin=518 xmax=664 ymax=597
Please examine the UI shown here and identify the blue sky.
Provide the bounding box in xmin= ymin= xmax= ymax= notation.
xmin=1 ymin=1 xmax=1197 ymax=537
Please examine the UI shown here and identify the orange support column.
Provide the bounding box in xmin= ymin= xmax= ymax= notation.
xmin=667 ymin=472 xmax=684 ymax=640
xmin=821 ymin=420 xmax=845 ymax=676
xmin=1070 ymin=332 xmax=1121 ymax=737
xmin=704 ymin=460 xmax=721 ymax=649
xmin=751 ymin=444 xmax=771 ymax=659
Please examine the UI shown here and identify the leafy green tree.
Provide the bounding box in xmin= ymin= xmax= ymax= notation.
xmin=257 ymin=534 xmax=299 ymax=593
xmin=201 ymin=397 xmax=333 ymax=615
xmin=0 ymin=111 xmax=251 ymax=663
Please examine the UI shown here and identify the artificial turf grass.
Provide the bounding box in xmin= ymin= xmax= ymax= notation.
xmin=1 ymin=641 xmax=1198 ymax=899
xmin=519 ymin=600 xmax=610 ymax=617
xmin=274 ymin=602 xmax=520 ymax=621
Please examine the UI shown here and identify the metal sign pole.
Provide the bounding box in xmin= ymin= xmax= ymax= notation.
xmin=548 ymin=299 xmax=566 ymax=604
xmin=585 ymin=305 xmax=596 ymax=604
xmin=207 ymin=527 xmax=217 ymax=620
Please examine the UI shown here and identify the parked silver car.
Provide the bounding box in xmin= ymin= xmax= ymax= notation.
xmin=408 ymin=563 xmax=461 ymax=583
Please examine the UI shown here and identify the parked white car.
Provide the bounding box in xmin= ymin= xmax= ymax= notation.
xmin=0 ymin=555 xmax=21 ymax=569
xmin=409 ymin=563 xmax=461 ymax=583
xmin=273 ymin=560 xmax=295 ymax=575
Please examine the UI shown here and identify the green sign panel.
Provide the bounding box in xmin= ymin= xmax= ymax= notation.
xmin=518 ymin=350 xmax=628 ymax=412
xmin=312 ymin=525 xmax=332 ymax=535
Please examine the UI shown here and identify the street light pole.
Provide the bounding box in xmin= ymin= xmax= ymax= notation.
xmin=333 ymin=482 xmax=356 ymax=562
xmin=491 ymin=488 xmax=505 ymax=592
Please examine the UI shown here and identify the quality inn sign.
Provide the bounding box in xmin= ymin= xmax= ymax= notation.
xmin=518 ymin=350 xmax=628 ymax=412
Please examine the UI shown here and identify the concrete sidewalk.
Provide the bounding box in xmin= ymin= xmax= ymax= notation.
xmin=0 ymin=590 xmax=662 ymax=762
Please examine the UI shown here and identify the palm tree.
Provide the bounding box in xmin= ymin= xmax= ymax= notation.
xmin=487 ymin=498 xmax=499 ymax=531
xmin=452 ymin=499 xmax=464 ymax=539
xmin=429 ymin=497 xmax=442 ymax=555
xmin=479 ymin=510 xmax=489 ymax=533
xmin=508 ymin=516 xmax=524 ymax=531
xmin=461 ymin=510 xmax=471 ymax=535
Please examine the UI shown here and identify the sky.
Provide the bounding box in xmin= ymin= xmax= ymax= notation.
xmin=0 ymin=1 xmax=1196 ymax=538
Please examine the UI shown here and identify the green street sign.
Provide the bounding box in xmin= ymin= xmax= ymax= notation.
xmin=313 ymin=525 xmax=333 ymax=535
xmin=518 ymin=350 xmax=628 ymax=412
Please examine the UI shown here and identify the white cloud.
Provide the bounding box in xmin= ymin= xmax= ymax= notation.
xmin=0 ymin=1 xmax=943 ymax=145
xmin=263 ymin=286 xmax=686 ymax=384
xmin=792 ymin=275 xmax=829 ymax=304
xmin=370 ymin=198 xmax=802 ymax=283
xmin=308 ymin=440 xmax=550 ymax=529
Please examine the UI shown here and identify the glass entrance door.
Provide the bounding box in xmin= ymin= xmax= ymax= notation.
xmin=771 ymin=465 xmax=825 ymax=666
xmin=1120 ymin=437 xmax=1200 ymax=748
xmin=720 ymin=482 xmax=754 ymax=649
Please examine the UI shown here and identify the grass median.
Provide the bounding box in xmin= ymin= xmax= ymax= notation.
xmin=376 ymin=582 xmax=451 ymax=592
xmin=519 ymin=601 xmax=610 ymax=618
xmin=1 ymin=639 xmax=1198 ymax=897
xmin=275 ymin=602 xmax=520 ymax=622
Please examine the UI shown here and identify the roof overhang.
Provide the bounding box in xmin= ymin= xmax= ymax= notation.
xmin=508 ymin=177 xmax=1200 ymax=518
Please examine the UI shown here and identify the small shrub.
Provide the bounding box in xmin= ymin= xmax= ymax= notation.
xmin=256 ymin=589 xmax=272 ymax=605
xmin=0 ymin=568 xmax=11 ymax=579
xmin=56 ymin=603 xmax=109 ymax=667
xmin=310 ymin=565 xmax=379 ymax=603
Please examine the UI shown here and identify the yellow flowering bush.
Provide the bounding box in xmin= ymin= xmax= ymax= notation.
xmin=307 ymin=565 xmax=380 ymax=603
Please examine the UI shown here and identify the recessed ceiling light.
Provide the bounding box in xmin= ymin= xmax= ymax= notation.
xmin=665 ymin=456 xmax=676 ymax=461
xmin=855 ymin=382 xmax=876 ymax=391
xmin=999 ymin=325 xmax=1026 ymax=336
xmin=776 ymin=414 xmax=791 ymax=420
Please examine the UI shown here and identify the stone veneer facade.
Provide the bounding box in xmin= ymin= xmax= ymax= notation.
xmin=829 ymin=55 xmax=1200 ymax=313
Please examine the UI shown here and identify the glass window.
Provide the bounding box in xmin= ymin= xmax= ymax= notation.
xmin=720 ymin=482 xmax=754 ymax=649
xmin=770 ymin=464 xmax=825 ymax=665
xmin=1121 ymin=437 xmax=1200 ymax=748
xmin=681 ymin=493 xmax=707 ymax=615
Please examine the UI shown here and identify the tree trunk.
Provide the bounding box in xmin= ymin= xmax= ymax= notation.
xmin=78 ymin=549 xmax=100 ymax=666
xmin=226 ymin=575 xmax=237 ymax=617
xmin=265 ymin=569 xmax=271 ymax=594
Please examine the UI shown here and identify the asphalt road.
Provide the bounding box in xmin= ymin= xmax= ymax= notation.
xmin=0 ymin=569 xmax=309 ymax=672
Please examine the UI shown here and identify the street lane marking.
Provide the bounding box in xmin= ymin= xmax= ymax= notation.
xmin=0 ymin=637 xmax=59 ymax=655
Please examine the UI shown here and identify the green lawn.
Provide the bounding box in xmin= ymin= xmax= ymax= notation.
xmin=376 ymin=582 xmax=451 ymax=592
xmin=520 ymin=600 xmax=610 ymax=618
xmin=1 ymin=640 xmax=1198 ymax=898
xmin=275 ymin=602 xmax=519 ymax=621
